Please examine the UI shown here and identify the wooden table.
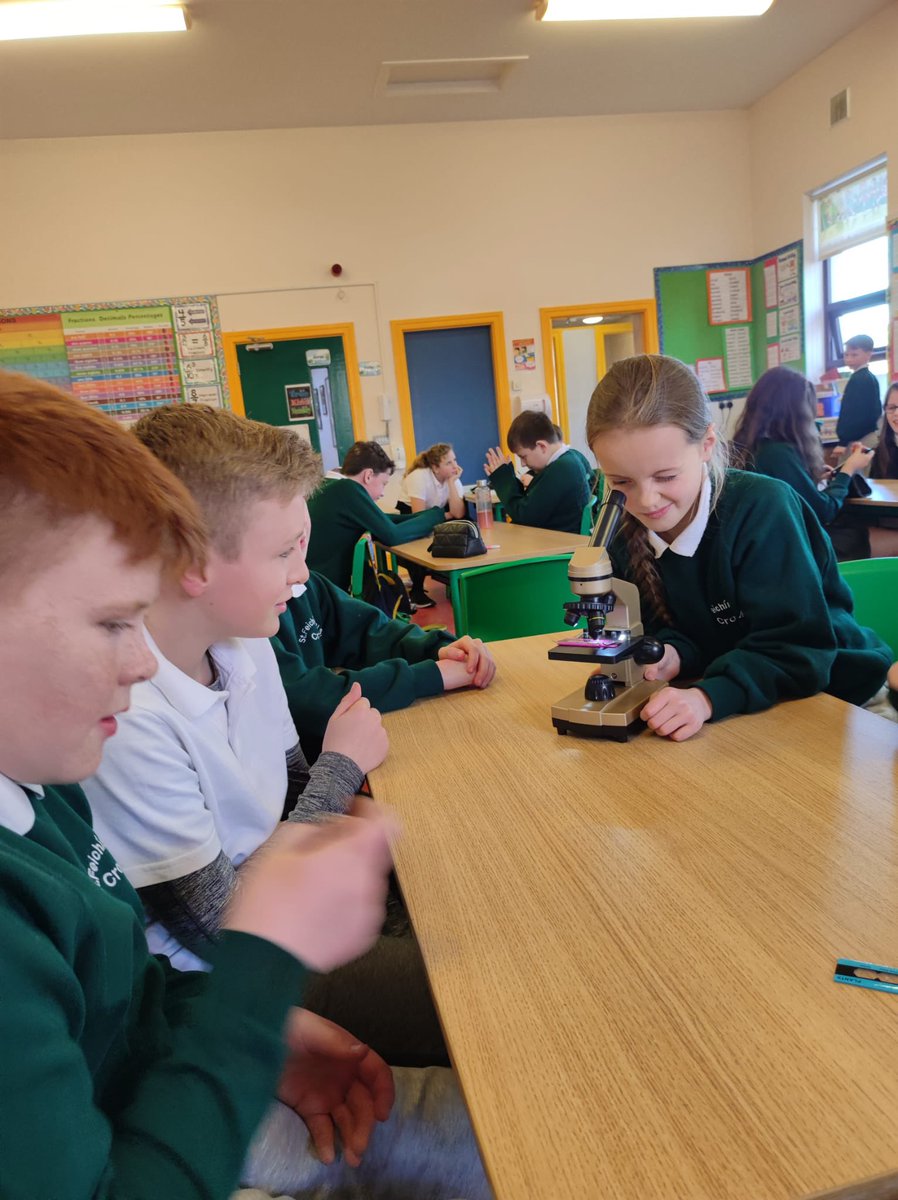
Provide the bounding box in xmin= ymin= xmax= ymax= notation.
xmin=378 ymin=523 xmax=588 ymax=631
xmin=848 ymin=478 xmax=898 ymax=510
xmin=371 ymin=634 xmax=898 ymax=1200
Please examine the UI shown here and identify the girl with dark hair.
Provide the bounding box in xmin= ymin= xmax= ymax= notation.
xmin=585 ymin=355 xmax=889 ymax=742
xmin=732 ymin=366 xmax=872 ymax=527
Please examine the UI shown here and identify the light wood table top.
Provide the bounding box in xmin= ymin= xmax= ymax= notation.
xmin=371 ymin=633 xmax=898 ymax=1200
xmin=378 ymin=521 xmax=588 ymax=571
xmin=848 ymin=478 xmax=898 ymax=507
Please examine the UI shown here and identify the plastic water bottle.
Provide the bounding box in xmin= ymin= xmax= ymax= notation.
xmin=474 ymin=479 xmax=493 ymax=533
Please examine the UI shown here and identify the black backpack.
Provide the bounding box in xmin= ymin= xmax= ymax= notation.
xmin=358 ymin=537 xmax=413 ymax=621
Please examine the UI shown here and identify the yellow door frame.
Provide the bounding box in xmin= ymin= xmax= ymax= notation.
xmin=221 ymin=322 xmax=366 ymax=437
xmin=539 ymin=299 xmax=658 ymax=441
xmin=390 ymin=312 xmax=512 ymax=456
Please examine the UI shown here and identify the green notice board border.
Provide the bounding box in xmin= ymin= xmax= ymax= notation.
xmin=0 ymin=294 xmax=228 ymax=423
xmin=654 ymin=241 xmax=804 ymax=401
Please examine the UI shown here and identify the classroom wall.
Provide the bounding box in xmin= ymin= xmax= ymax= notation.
xmin=749 ymin=0 xmax=898 ymax=253
xmin=0 ymin=109 xmax=752 ymax=448
xmin=748 ymin=0 xmax=898 ymax=382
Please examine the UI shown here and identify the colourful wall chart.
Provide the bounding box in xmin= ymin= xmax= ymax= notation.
xmin=0 ymin=296 xmax=227 ymax=422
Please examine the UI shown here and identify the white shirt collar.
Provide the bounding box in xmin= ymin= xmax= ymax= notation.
xmin=0 ymin=773 xmax=41 ymax=835
xmin=546 ymin=443 xmax=570 ymax=467
xmin=647 ymin=472 xmax=711 ymax=559
xmin=142 ymin=627 xmax=258 ymax=719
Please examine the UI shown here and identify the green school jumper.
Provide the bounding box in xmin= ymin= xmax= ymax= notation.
xmin=273 ymin=571 xmax=454 ymax=742
xmin=749 ymin=440 xmax=852 ymax=526
xmin=0 ymin=781 xmax=305 ymax=1200
xmin=609 ymin=470 xmax=890 ymax=721
xmin=307 ymin=477 xmax=444 ymax=591
xmin=489 ymin=449 xmax=591 ymax=534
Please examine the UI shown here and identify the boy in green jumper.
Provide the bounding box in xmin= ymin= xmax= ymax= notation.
xmin=274 ymin=571 xmax=497 ymax=755
xmin=0 ymin=372 xmax=401 ymax=1199
xmin=484 ymin=410 xmax=591 ymax=534
xmin=308 ymin=440 xmax=445 ymax=591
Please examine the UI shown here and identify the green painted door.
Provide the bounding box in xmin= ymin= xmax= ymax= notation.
xmin=234 ymin=335 xmax=356 ymax=469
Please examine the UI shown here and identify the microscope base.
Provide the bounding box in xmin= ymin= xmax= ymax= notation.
xmin=551 ymin=678 xmax=663 ymax=741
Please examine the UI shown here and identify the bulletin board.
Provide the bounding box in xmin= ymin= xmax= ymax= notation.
xmin=0 ymin=294 xmax=228 ymax=422
xmin=889 ymin=217 xmax=898 ymax=381
xmin=655 ymin=241 xmax=804 ymax=399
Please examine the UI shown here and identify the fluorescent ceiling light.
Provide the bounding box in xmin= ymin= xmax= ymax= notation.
xmin=581 ymin=315 xmax=604 ymax=325
xmin=536 ymin=0 xmax=773 ymax=19
xmin=0 ymin=2 xmax=189 ymax=41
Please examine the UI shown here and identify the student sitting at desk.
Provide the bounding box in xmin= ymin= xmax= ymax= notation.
xmin=868 ymin=382 xmax=898 ymax=557
xmin=732 ymin=366 xmax=873 ymax=559
xmin=274 ymin=569 xmax=496 ymax=762
xmin=0 ymin=372 xmax=410 ymax=1200
xmin=81 ymin=403 xmax=491 ymax=1195
xmin=396 ymin=443 xmax=466 ymax=608
xmin=586 ymin=354 xmax=890 ymax=742
xmin=483 ymin=411 xmax=591 ymax=534
xmin=307 ymin=440 xmax=444 ymax=593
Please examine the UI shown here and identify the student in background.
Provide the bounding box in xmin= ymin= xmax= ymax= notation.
xmin=483 ymin=410 xmax=591 ymax=534
xmin=733 ymin=365 xmax=873 ymax=557
xmin=397 ymin=443 xmax=466 ymax=608
xmin=868 ymin=382 xmax=898 ymax=557
xmin=835 ymin=333 xmax=882 ymax=447
xmin=0 ymin=371 xmax=403 ymax=1200
xmin=585 ymin=354 xmax=890 ymax=742
xmin=307 ymin=440 xmax=444 ymax=593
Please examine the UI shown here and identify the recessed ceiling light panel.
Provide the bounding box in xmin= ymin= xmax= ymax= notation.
xmin=0 ymin=2 xmax=189 ymax=42
xmin=536 ymin=0 xmax=774 ymax=19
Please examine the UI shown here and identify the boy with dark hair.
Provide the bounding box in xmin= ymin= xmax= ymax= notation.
xmin=836 ymin=333 xmax=882 ymax=447
xmin=484 ymin=410 xmax=591 ymax=534
xmin=308 ymin=439 xmax=444 ymax=590
xmin=0 ymin=371 xmax=403 ymax=1199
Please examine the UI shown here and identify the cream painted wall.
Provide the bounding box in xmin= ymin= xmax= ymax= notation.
xmin=748 ymin=1 xmax=898 ymax=382
xmin=1 ymin=109 xmax=752 ymax=443
xmin=749 ymin=0 xmax=898 ymax=253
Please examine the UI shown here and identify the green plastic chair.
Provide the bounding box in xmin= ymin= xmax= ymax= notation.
xmin=579 ymin=495 xmax=597 ymax=536
xmin=349 ymin=534 xmax=372 ymax=599
xmin=838 ymin=556 xmax=898 ymax=658
xmin=450 ymin=555 xmax=573 ymax=641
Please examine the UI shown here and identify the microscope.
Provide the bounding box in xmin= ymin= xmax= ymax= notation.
xmin=549 ymin=489 xmax=665 ymax=741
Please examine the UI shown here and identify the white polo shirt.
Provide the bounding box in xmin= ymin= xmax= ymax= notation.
xmin=398 ymin=466 xmax=464 ymax=509
xmin=84 ymin=630 xmax=297 ymax=966
xmin=0 ymin=774 xmax=38 ymax=835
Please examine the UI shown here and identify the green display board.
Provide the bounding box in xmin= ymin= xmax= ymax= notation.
xmin=655 ymin=241 xmax=804 ymax=399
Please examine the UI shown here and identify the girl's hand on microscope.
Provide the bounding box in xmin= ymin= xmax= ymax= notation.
xmin=640 ymin=686 xmax=712 ymax=742
xmin=642 ymin=643 xmax=681 ymax=682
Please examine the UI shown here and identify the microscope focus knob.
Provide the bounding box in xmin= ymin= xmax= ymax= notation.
xmin=585 ymin=673 xmax=616 ymax=702
xmin=632 ymin=637 xmax=665 ymax=666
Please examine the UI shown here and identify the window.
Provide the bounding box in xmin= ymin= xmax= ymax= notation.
xmin=823 ymin=235 xmax=889 ymax=369
xmin=813 ymin=161 xmax=889 ymax=371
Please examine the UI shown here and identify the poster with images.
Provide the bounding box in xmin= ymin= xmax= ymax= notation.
xmin=780 ymin=334 xmax=801 ymax=364
xmin=513 ymin=338 xmax=536 ymax=370
xmin=285 ymin=382 xmax=314 ymax=421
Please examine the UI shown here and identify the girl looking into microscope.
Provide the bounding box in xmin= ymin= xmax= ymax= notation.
xmin=584 ymin=354 xmax=890 ymax=742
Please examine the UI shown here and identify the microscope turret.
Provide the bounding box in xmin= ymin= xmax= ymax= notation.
xmin=549 ymin=489 xmax=665 ymax=741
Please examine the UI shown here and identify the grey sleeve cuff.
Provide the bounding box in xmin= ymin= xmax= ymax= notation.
xmin=138 ymin=850 xmax=237 ymax=956
xmin=286 ymin=750 xmax=365 ymax=821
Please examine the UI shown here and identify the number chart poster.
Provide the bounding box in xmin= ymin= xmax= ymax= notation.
xmin=0 ymin=295 xmax=228 ymax=422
